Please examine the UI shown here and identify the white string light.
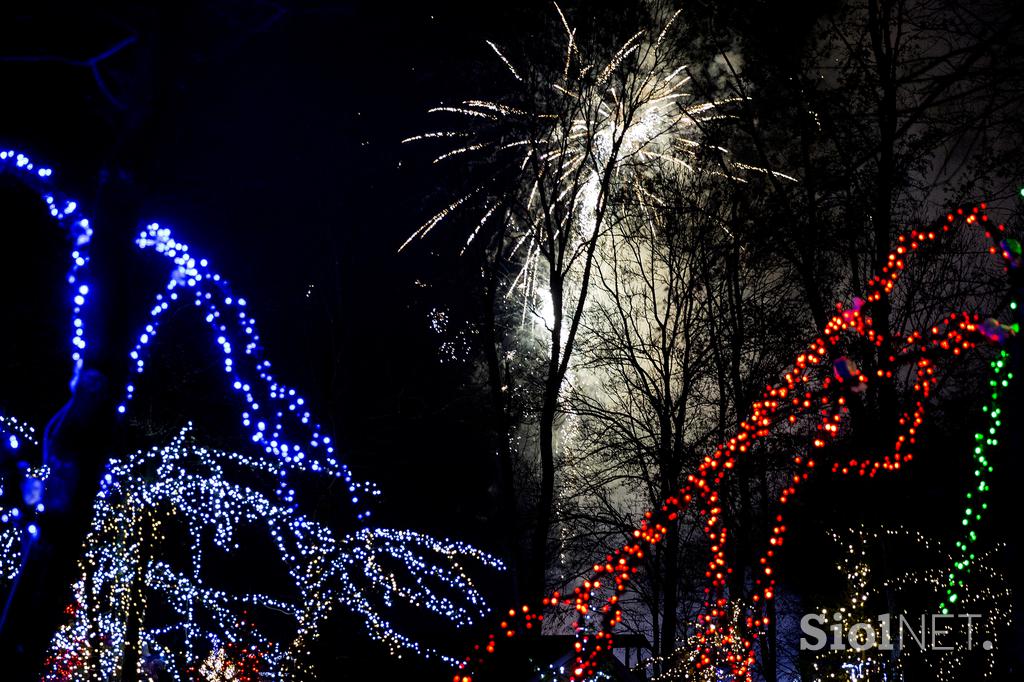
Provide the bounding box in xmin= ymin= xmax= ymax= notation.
xmin=46 ymin=426 xmax=504 ymax=679
xmin=810 ymin=527 xmax=1011 ymax=681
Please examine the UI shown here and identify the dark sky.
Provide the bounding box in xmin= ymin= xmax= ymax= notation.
xmin=0 ymin=0 xmax=836 ymax=542
xmin=0 ymin=1 xmax=553 ymax=540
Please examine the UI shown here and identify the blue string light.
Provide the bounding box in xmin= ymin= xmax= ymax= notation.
xmin=0 ymin=149 xmax=505 ymax=677
xmin=0 ymin=149 xmax=93 ymax=596
xmin=124 ymin=223 xmax=379 ymax=518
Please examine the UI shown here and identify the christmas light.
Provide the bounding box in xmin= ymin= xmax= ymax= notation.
xmin=457 ymin=204 xmax=1020 ymax=681
xmin=810 ymin=527 xmax=1011 ymax=681
xmin=126 ymin=222 xmax=381 ymax=518
xmin=0 ymin=147 xmax=506 ymax=676
xmin=46 ymin=426 xmax=504 ymax=679
xmin=0 ymin=149 xmax=93 ymax=593
xmin=941 ymin=349 xmax=1013 ymax=613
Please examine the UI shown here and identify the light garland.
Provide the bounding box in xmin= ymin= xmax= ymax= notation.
xmin=0 ymin=147 xmax=507 ymax=675
xmin=635 ymin=602 xmax=753 ymax=681
xmin=45 ymin=426 xmax=505 ymax=679
xmin=196 ymin=639 xmax=265 ymax=682
xmin=0 ymin=149 xmax=93 ymax=597
xmin=809 ymin=528 xmax=903 ymax=681
xmin=456 ymin=204 xmax=1020 ymax=681
xmin=942 ymin=348 xmax=1013 ymax=613
xmin=125 ymin=222 xmax=379 ymax=516
xmin=810 ymin=527 xmax=1012 ymax=682
xmin=0 ymin=150 xmax=93 ymax=386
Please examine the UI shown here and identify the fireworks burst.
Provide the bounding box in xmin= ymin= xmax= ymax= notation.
xmin=403 ymin=4 xmax=792 ymax=317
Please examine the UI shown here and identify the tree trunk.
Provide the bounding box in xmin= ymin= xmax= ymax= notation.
xmin=481 ymin=243 xmax=522 ymax=601
xmin=529 ymin=380 xmax=558 ymax=603
xmin=659 ymin=521 xmax=681 ymax=662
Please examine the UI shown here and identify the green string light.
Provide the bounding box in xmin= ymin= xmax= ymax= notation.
xmin=940 ymin=345 xmax=1013 ymax=614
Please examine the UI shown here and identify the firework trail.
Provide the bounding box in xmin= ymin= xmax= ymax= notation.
xmin=403 ymin=4 xmax=792 ymax=314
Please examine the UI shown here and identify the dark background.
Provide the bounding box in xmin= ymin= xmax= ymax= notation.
xmin=0 ymin=1 xmax=1018 ymax=679
xmin=0 ymin=0 xmax=548 ymax=539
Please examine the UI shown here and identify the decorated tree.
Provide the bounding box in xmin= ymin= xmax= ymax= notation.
xmin=0 ymin=150 xmax=506 ymax=679
xmin=809 ymin=527 xmax=1012 ymax=681
xmin=454 ymin=204 xmax=1021 ymax=682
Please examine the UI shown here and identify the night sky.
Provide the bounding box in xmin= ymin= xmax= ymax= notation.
xmin=0 ymin=1 xmax=551 ymax=537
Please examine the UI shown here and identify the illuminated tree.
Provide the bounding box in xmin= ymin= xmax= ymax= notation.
xmin=455 ymin=202 xmax=1020 ymax=682
xmin=0 ymin=149 xmax=507 ymax=679
xmin=45 ymin=426 xmax=504 ymax=680
xmin=810 ymin=527 xmax=1012 ymax=681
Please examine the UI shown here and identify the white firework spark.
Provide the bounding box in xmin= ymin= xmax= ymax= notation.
xmin=403 ymin=4 xmax=789 ymax=318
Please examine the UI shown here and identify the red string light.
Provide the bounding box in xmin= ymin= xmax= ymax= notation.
xmin=456 ymin=204 xmax=1018 ymax=682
